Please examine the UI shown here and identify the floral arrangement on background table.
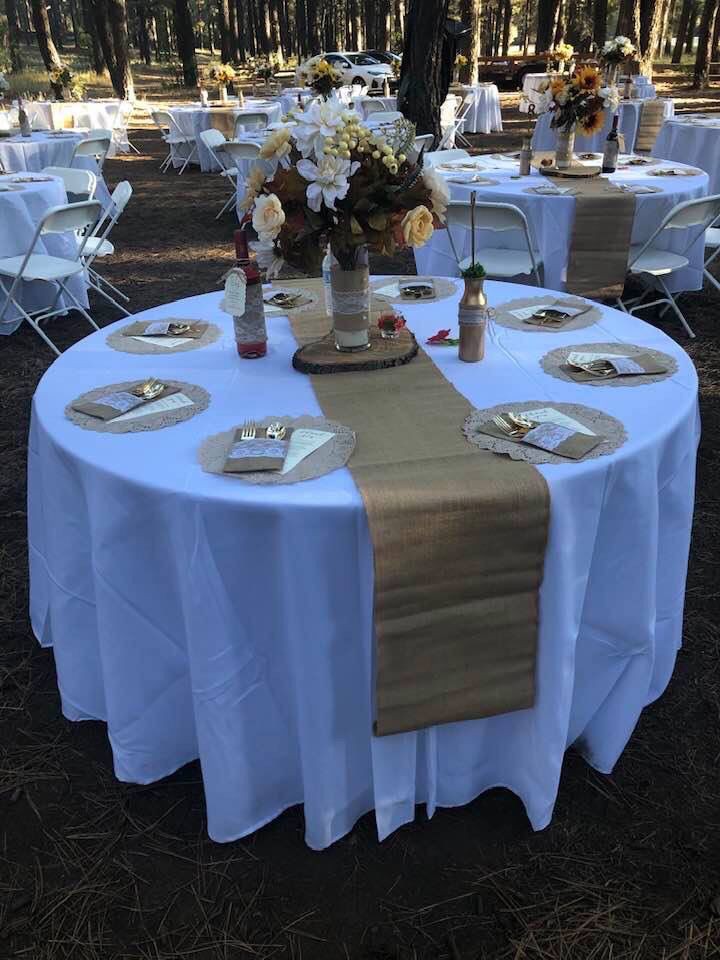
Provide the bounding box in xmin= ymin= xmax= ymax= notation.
xmin=550 ymin=42 xmax=575 ymax=73
xmin=537 ymin=66 xmax=619 ymax=167
xmin=48 ymin=65 xmax=84 ymax=101
xmin=241 ymin=98 xmax=448 ymax=351
xmin=206 ymin=63 xmax=236 ymax=100
xmin=600 ymin=36 xmax=637 ymax=85
xmin=297 ymin=58 xmax=344 ymax=100
xmin=454 ymin=53 xmax=468 ymax=82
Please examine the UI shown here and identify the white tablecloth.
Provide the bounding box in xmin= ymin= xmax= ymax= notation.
xmin=454 ymin=83 xmax=503 ymax=134
xmin=0 ymin=174 xmax=88 ymax=334
xmin=0 ymin=132 xmax=112 ymax=207
xmin=520 ymin=73 xmax=551 ymax=114
xmin=169 ymin=102 xmax=283 ymax=172
xmin=29 ymin=281 xmax=699 ymax=849
xmin=13 ymin=99 xmax=128 ymax=156
xmin=415 ymin=157 xmax=708 ymax=293
xmin=532 ymin=99 xmax=675 ymax=153
xmin=279 ymin=88 xmax=313 ymax=115
xmin=653 ymin=116 xmax=720 ymax=195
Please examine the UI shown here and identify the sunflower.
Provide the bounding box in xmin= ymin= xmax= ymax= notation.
xmin=578 ymin=110 xmax=605 ymax=136
xmin=550 ymin=77 xmax=566 ymax=97
xmin=573 ymin=66 xmax=601 ymax=92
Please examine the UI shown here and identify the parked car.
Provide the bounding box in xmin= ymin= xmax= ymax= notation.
xmin=360 ymin=50 xmax=402 ymax=67
xmin=296 ymin=52 xmax=395 ymax=91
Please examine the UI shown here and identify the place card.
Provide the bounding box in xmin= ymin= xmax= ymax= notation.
xmin=223 ymin=429 xmax=294 ymax=473
xmin=123 ymin=319 xmax=208 ymax=339
xmin=112 ymin=391 xmax=194 ymax=422
xmin=522 ymin=406 xmax=596 ymax=435
xmin=130 ymin=336 xmax=194 ymax=348
xmin=280 ymin=428 xmax=334 ymax=475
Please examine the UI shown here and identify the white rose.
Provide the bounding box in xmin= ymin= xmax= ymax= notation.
xmin=401 ymin=205 xmax=434 ymax=248
xmin=252 ymin=193 xmax=285 ymax=243
xmin=422 ymin=167 xmax=450 ymax=222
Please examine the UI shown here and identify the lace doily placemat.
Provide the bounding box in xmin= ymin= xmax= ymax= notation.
xmin=198 ymin=415 xmax=355 ymax=484
xmin=106 ymin=323 xmax=223 ymax=355
xmin=66 ymin=381 xmax=210 ymax=434
xmin=463 ymin=400 xmax=627 ymax=464
xmin=493 ymin=295 xmax=603 ymax=333
xmin=540 ymin=341 xmax=678 ymax=388
xmin=370 ymin=276 xmax=459 ymax=305
xmin=268 ymin=283 xmax=323 ymax=316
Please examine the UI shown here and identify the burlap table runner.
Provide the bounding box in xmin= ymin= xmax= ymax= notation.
xmin=635 ymin=99 xmax=666 ymax=152
xmin=565 ymin=178 xmax=636 ymax=299
xmin=286 ymin=305 xmax=550 ymax=737
xmin=208 ymin=109 xmax=237 ymax=139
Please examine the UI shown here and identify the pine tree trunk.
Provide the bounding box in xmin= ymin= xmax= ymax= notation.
xmin=306 ymin=0 xmax=320 ymax=53
xmin=217 ymin=0 xmax=232 ymax=61
xmin=656 ymin=0 xmax=673 ymax=54
xmin=136 ymin=1 xmax=152 ymax=64
xmin=693 ymin=0 xmax=720 ymax=85
xmin=637 ymin=0 xmax=664 ymax=73
xmin=398 ymin=0 xmax=451 ymax=139
xmin=685 ymin=1 xmax=698 ymax=51
xmin=615 ymin=0 xmax=635 ymax=35
xmin=174 ymin=0 xmax=197 ymax=85
xmin=712 ymin=2 xmax=720 ymax=57
xmin=672 ymin=0 xmax=694 ymax=58
xmin=535 ymin=0 xmax=559 ymax=52
xmin=592 ymin=0 xmax=608 ymax=47
xmin=30 ymin=0 xmax=63 ymax=70
xmin=501 ymin=0 xmax=511 ymax=52
xmin=48 ymin=0 xmax=64 ymax=49
xmin=467 ymin=0 xmax=482 ymax=83
xmin=5 ymin=0 xmax=25 ymax=70
xmin=106 ymin=0 xmax=135 ymax=97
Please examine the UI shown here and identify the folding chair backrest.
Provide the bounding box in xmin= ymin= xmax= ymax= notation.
xmin=424 ymin=148 xmax=470 ymax=167
xmin=223 ymin=141 xmax=262 ymax=163
xmin=41 ymin=166 xmax=97 ymax=202
xmin=73 ymin=136 xmax=111 ymax=161
xmin=364 ymin=99 xmax=389 ymax=116
xmin=367 ymin=111 xmax=403 ymax=123
xmin=40 ymin=200 xmax=102 ymax=236
xmin=413 ymin=134 xmax=435 ymax=154
xmin=200 ymin=128 xmax=227 ymax=151
xmin=109 ymin=179 xmax=133 ymax=214
xmin=447 ymin=201 xmax=530 ymax=234
xmin=662 ymin=195 xmax=720 ymax=231
xmin=234 ymin=112 xmax=271 ymax=133
xmin=87 ymin=127 xmax=113 ymax=140
xmin=152 ymin=110 xmax=173 ymax=131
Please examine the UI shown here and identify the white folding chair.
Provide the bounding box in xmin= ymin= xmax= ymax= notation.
xmin=41 ymin=166 xmax=97 ymax=203
xmin=411 ymin=133 xmax=435 ymax=160
xmin=704 ymin=216 xmax=720 ymax=294
xmin=423 ymin=148 xmax=470 ymax=168
xmin=363 ymin=99 xmax=392 ymax=118
xmin=113 ymin=101 xmax=139 ymax=154
xmin=222 ymin=141 xmax=264 ymax=209
xmin=81 ymin=180 xmax=133 ymax=316
xmin=233 ymin=111 xmax=272 ymax=137
xmin=619 ymin=194 xmax=720 ymax=338
xmin=151 ymin=109 xmax=197 ymax=174
xmin=365 ymin=111 xmax=403 ymax=124
xmin=445 ymin=200 xmax=542 ymax=285
xmin=0 ymin=200 xmax=102 ymax=355
xmin=351 ymin=84 xmax=368 ymax=97
xmin=71 ymin=133 xmax=112 ymax=174
xmin=439 ymin=94 xmax=474 ymax=150
xmin=199 ymin=128 xmax=242 ymax=219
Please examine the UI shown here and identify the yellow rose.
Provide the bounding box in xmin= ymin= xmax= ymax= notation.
xmin=252 ymin=193 xmax=285 ymax=242
xmin=259 ymin=127 xmax=292 ymax=162
xmin=239 ymin=164 xmax=267 ymax=210
xmin=401 ymin=205 xmax=434 ymax=248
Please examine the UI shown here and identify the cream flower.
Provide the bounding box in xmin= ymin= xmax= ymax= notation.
xmin=401 ymin=205 xmax=434 ymax=248
xmin=296 ymin=155 xmax=359 ymax=212
xmin=422 ymin=167 xmax=449 ymax=223
xmin=293 ymin=98 xmax=348 ymax=158
xmin=259 ymin=126 xmax=292 ymax=167
xmin=252 ymin=193 xmax=285 ymax=243
xmin=239 ymin=164 xmax=267 ymax=211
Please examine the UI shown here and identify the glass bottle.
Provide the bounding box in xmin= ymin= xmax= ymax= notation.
xmin=233 ymin=229 xmax=267 ymax=359
xmin=602 ymin=114 xmax=620 ymax=174
xmin=519 ymin=136 xmax=532 ymax=176
xmin=18 ymin=98 xmax=31 ymax=138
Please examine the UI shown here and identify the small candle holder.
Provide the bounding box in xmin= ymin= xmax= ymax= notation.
xmin=377 ymin=311 xmax=406 ymax=339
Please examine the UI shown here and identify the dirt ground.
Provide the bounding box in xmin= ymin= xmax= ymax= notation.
xmin=1 ymin=71 xmax=720 ymax=959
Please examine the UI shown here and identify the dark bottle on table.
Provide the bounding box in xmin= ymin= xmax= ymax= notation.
xmin=18 ymin=98 xmax=32 ymax=138
xmin=233 ymin=229 xmax=267 ymax=359
xmin=602 ymin=114 xmax=620 ymax=174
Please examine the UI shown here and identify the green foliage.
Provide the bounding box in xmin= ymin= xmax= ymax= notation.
xmin=461 ymin=263 xmax=487 ymax=278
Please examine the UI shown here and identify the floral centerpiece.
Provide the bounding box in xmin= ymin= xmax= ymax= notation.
xmin=550 ymin=42 xmax=575 ymax=73
xmin=48 ymin=65 xmax=84 ymax=101
xmin=537 ymin=66 xmax=619 ymax=167
xmin=206 ymin=62 xmax=236 ymax=100
xmin=241 ymin=98 xmax=448 ymax=351
xmin=454 ymin=53 xmax=468 ymax=82
xmin=600 ymin=36 xmax=637 ymax=85
xmin=297 ymin=58 xmax=344 ymax=100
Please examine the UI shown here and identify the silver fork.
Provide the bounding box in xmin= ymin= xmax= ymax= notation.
xmin=492 ymin=414 xmax=526 ymax=438
xmin=239 ymin=421 xmax=256 ymax=440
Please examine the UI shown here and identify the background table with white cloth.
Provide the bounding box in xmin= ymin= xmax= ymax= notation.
xmin=0 ymin=173 xmax=88 ymax=334
xmin=416 ymin=156 xmax=707 ymax=293
xmin=21 ymin=99 xmax=122 ymax=132
xmin=278 ymin=88 xmax=313 ymax=115
xmin=351 ymin=95 xmax=397 ymax=119
xmin=0 ymin=131 xmax=112 ymax=207
xmin=653 ymin=115 xmax=720 ymax=194
xmin=452 ymin=83 xmax=503 ymax=134
xmin=531 ymin=99 xmax=675 ymax=153
xmin=169 ymin=102 xmax=283 ymax=172
xmin=520 ymin=72 xmax=551 ymax=113
xmin=29 ymin=282 xmax=698 ymax=849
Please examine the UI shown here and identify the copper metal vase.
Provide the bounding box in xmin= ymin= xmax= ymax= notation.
xmin=458 ymin=277 xmax=488 ymax=363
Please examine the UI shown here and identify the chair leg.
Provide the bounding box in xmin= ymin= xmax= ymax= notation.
xmin=0 ymin=284 xmax=61 ymax=355
xmin=54 ymin=281 xmax=100 ymax=332
xmin=178 ymin=143 xmax=197 ymax=175
xmin=87 ymin=278 xmax=132 ymax=317
xmin=215 ymin=193 xmax=237 ymax=220
xmin=87 ymin=267 xmax=130 ymax=302
xmin=629 ymin=278 xmax=695 ymax=338
xmin=704 ymin=268 xmax=720 ymax=294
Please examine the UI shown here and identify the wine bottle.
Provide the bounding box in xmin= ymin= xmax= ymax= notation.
xmin=519 ymin=137 xmax=532 ymax=176
xmin=18 ymin=98 xmax=31 ymax=138
xmin=602 ymin=114 xmax=620 ymax=174
xmin=233 ymin=229 xmax=267 ymax=359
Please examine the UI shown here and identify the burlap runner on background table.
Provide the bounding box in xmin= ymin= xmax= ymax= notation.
xmin=565 ymin=178 xmax=636 ymax=299
xmin=286 ymin=302 xmax=550 ymax=736
xmin=208 ymin=109 xmax=238 ymax=139
xmin=635 ymin=99 xmax=666 ymax=152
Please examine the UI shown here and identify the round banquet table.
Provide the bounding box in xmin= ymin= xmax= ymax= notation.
xmin=531 ymin=99 xmax=675 ymax=153
xmin=416 ymin=156 xmax=708 ymax=293
xmin=520 ymin=72 xmax=551 ymax=114
xmin=29 ymin=280 xmax=699 ymax=850
xmin=169 ymin=102 xmax=283 ymax=172
xmin=279 ymin=88 xmax=313 ymax=115
xmin=653 ymin=115 xmax=720 ymax=195
xmin=453 ymin=83 xmax=503 ymax=134
xmin=18 ymin=98 xmax=122 ymax=133
xmin=0 ymin=173 xmax=88 ymax=334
